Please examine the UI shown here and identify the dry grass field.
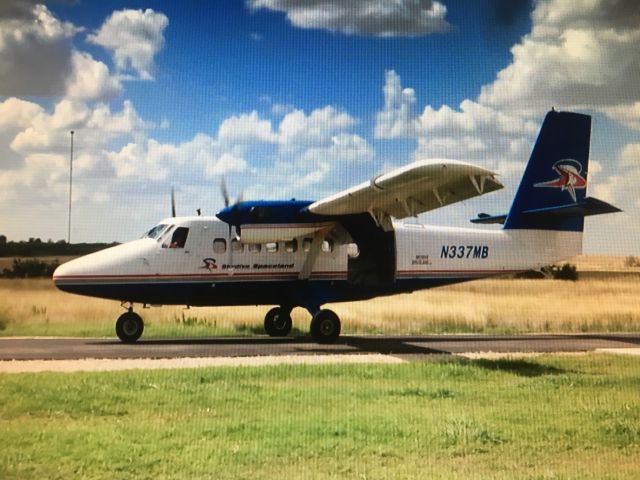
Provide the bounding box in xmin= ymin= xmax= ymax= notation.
xmin=0 ymin=273 xmax=638 ymax=337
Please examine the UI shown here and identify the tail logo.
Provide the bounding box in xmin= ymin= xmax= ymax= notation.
xmin=534 ymin=159 xmax=586 ymax=202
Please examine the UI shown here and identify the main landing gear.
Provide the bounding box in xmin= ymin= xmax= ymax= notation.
xmin=264 ymin=307 xmax=293 ymax=337
xmin=263 ymin=306 xmax=341 ymax=344
xmin=115 ymin=308 xmax=144 ymax=343
xmin=310 ymin=309 xmax=341 ymax=344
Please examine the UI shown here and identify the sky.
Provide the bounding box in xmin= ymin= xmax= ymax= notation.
xmin=0 ymin=0 xmax=639 ymax=254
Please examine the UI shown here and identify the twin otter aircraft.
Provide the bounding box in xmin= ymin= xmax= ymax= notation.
xmin=54 ymin=110 xmax=620 ymax=343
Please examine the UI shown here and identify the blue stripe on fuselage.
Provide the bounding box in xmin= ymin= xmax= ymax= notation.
xmin=54 ymin=277 xmax=479 ymax=309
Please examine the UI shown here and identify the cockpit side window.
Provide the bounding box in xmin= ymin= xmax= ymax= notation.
xmin=143 ymin=224 xmax=169 ymax=240
xmin=163 ymin=226 xmax=189 ymax=248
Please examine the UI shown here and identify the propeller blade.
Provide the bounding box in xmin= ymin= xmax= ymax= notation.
xmin=171 ymin=187 xmax=176 ymax=217
xmin=221 ymin=179 xmax=230 ymax=208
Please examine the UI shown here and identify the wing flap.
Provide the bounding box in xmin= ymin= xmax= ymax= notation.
xmin=308 ymin=160 xmax=502 ymax=219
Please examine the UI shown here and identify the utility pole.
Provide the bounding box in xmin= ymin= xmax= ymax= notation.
xmin=68 ymin=130 xmax=74 ymax=244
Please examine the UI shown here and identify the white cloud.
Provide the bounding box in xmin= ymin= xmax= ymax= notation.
xmin=87 ymin=8 xmax=169 ymax=80
xmin=619 ymin=143 xmax=640 ymax=167
xmin=217 ymin=111 xmax=277 ymax=144
xmin=65 ymin=51 xmax=122 ymax=100
xmin=0 ymin=97 xmax=43 ymax=130
xmin=478 ymin=0 xmax=640 ymax=116
xmin=206 ymin=153 xmax=248 ymax=177
xmin=3 ymin=97 xmax=146 ymax=157
xmin=375 ymin=70 xmax=417 ymax=139
xmin=87 ymin=100 xmax=149 ymax=134
xmin=0 ymin=152 xmax=67 ymax=203
xmin=278 ymin=106 xmax=356 ymax=147
xmin=108 ymin=140 xmax=170 ymax=181
xmin=0 ymin=2 xmax=123 ymax=101
xmin=418 ymin=100 xmax=537 ymax=137
xmin=248 ymin=0 xmax=450 ymax=37
xmin=295 ymin=164 xmax=329 ymax=188
xmin=602 ymin=102 xmax=640 ymax=131
xmin=0 ymin=3 xmax=79 ymax=96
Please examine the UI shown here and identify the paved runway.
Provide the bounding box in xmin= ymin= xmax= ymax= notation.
xmin=1 ymin=334 xmax=639 ymax=361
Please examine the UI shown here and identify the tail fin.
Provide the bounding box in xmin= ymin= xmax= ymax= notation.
xmin=504 ymin=110 xmax=592 ymax=231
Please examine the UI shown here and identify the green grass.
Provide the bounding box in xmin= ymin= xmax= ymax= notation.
xmin=2 ymin=354 xmax=640 ymax=479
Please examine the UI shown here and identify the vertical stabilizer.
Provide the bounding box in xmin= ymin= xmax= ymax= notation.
xmin=504 ymin=110 xmax=591 ymax=231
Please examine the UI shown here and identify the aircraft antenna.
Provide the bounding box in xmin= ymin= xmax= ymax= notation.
xmin=171 ymin=187 xmax=176 ymax=217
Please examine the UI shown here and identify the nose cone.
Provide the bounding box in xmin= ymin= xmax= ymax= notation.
xmin=53 ymin=239 xmax=155 ymax=297
xmin=53 ymin=258 xmax=78 ymax=282
xmin=216 ymin=205 xmax=238 ymax=224
xmin=52 ymin=256 xmax=89 ymax=293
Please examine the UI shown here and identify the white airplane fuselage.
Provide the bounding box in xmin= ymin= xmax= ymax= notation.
xmin=53 ymin=216 xmax=580 ymax=308
xmin=51 ymin=110 xmax=619 ymax=344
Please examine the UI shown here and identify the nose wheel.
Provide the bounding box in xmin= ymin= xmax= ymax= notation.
xmin=264 ymin=307 xmax=293 ymax=337
xmin=115 ymin=310 xmax=144 ymax=343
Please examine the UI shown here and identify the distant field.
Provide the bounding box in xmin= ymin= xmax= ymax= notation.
xmin=568 ymin=254 xmax=640 ymax=272
xmin=1 ymin=354 xmax=639 ymax=479
xmin=1 ymin=274 xmax=639 ymax=338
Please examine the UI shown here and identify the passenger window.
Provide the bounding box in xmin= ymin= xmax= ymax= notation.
xmin=284 ymin=240 xmax=297 ymax=253
xmin=249 ymin=243 xmax=261 ymax=253
xmin=322 ymin=239 xmax=334 ymax=253
xmin=347 ymin=243 xmax=360 ymax=259
xmin=266 ymin=242 xmax=278 ymax=253
xmin=213 ymin=238 xmax=227 ymax=253
xmin=166 ymin=227 xmax=189 ymax=249
xmin=303 ymin=238 xmax=312 ymax=252
xmin=231 ymin=239 xmax=244 ymax=253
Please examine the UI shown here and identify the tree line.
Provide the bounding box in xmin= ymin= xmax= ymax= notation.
xmin=0 ymin=235 xmax=118 ymax=257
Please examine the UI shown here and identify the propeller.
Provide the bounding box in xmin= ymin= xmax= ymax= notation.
xmin=219 ymin=178 xmax=244 ymax=241
xmin=171 ymin=187 xmax=176 ymax=217
xmin=221 ymin=178 xmax=230 ymax=208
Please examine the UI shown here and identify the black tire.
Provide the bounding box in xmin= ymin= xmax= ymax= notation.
xmin=115 ymin=311 xmax=144 ymax=343
xmin=264 ymin=307 xmax=293 ymax=337
xmin=310 ymin=309 xmax=341 ymax=344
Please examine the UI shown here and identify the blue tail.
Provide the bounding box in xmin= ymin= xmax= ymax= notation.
xmin=504 ymin=110 xmax=592 ymax=231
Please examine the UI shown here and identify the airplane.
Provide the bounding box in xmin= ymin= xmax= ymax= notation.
xmin=53 ymin=110 xmax=621 ymax=344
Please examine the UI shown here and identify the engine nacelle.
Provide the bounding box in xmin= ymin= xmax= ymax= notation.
xmin=239 ymin=222 xmax=334 ymax=244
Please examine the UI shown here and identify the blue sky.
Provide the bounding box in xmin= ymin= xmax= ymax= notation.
xmin=53 ymin=0 xmax=531 ymax=140
xmin=1 ymin=0 xmax=639 ymax=254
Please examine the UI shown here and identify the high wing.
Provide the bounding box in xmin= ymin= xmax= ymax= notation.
xmin=307 ymin=159 xmax=503 ymax=226
xmin=216 ymin=159 xmax=502 ymax=243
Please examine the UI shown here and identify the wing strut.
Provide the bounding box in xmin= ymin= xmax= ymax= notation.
xmin=298 ymin=229 xmax=329 ymax=280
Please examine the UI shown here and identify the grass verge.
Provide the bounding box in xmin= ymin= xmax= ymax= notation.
xmin=1 ymin=354 xmax=639 ymax=479
xmin=1 ymin=277 xmax=640 ymax=337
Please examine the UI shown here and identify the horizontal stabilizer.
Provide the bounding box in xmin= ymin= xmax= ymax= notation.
xmin=470 ymin=213 xmax=508 ymax=225
xmin=521 ymin=196 xmax=621 ymax=217
xmin=470 ymin=196 xmax=620 ymax=225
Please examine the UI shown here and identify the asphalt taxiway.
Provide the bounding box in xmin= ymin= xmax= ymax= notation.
xmin=1 ymin=334 xmax=639 ymax=361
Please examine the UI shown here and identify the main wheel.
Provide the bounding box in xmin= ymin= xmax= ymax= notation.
xmin=264 ymin=307 xmax=293 ymax=337
xmin=310 ymin=309 xmax=341 ymax=344
xmin=115 ymin=311 xmax=144 ymax=343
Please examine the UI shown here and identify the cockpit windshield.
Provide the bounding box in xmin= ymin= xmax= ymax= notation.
xmin=143 ymin=224 xmax=169 ymax=240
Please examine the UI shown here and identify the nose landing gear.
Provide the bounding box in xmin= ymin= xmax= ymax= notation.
xmin=115 ymin=308 xmax=144 ymax=343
